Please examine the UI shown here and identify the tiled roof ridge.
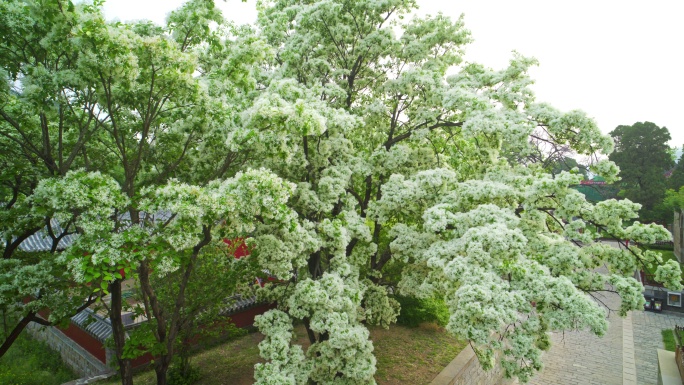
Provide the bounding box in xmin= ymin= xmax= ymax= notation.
xmin=68 ymin=295 xmax=261 ymax=343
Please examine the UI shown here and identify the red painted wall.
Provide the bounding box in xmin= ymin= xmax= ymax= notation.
xmin=229 ymin=303 xmax=276 ymax=328
xmin=130 ymin=352 xmax=156 ymax=368
xmin=57 ymin=323 xmax=107 ymax=363
xmin=35 ymin=309 xmax=107 ymax=364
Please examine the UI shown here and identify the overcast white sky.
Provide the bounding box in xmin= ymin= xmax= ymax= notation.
xmin=103 ymin=0 xmax=684 ymax=147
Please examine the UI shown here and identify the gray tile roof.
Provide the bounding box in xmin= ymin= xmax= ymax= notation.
xmin=71 ymin=308 xmax=113 ymax=343
xmin=220 ymin=295 xmax=259 ymax=316
xmin=18 ymin=219 xmax=78 ymax=252
xmin=69 ymin=295 xmax=260 ymax=343
xmin=17 ymin=211 xmax=173 ymax=252
xmin=70 ymin=308 xmax=145 ymax=343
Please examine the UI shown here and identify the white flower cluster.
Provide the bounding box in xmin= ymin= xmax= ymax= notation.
xmin=32 ymin=170 xmax=128 ymax=235
xmin=257 ymin=269 xmax=380 ymax=385
xmin=141 ymin=168 xmax=297 ymax=252
xmin=369 ymin=159 xmax=672 ymax=380
xmin=655 ymin=260 xmax=684 ymax=292
xmin=590 ymin=159 xmax=621 ymax=184
xmin=254 ymin=310 xmax=310 ymax=385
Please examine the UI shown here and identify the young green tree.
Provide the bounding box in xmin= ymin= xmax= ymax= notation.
xmin=0 ymin=0 xmax=114 ymax=358
xmin=609 ymin=122 xmax=674 ymax=221
xmin=146 ymin=244 xmax=250 ymax=384
xmin=0 ymin=1 xmax=267 ymax=384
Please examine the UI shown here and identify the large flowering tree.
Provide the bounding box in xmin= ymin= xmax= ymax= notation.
xmin=232 ymin=0 xmax=680 ymax=383
xmin=1 ymin=1 xmax=679 ymax=385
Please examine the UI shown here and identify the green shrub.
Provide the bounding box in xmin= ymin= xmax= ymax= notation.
xmin=0 ymin=331 xmax=77 ymax=385
xmin=168 ymin=363 xmax=201 ymax=385
xmin=394 ymin=295 xmax=449 ymax=327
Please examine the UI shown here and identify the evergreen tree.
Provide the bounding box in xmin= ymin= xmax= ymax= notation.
xmin=609 ymin=122 xmax=674 ymax=221
xmin=668 ymin=145 xmax=684 ymax=191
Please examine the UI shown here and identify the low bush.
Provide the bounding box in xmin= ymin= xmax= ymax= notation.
xmin=168 ymin=362 xmax=201 ymax=385
xmin=394 ymin=295 xmax=449 ymax=327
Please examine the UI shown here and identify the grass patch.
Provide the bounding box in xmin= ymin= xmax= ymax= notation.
xmin=372 ymin=323 xmax=465 ymax=385
xmin=663 ymin=329 xmax=677 ymax=352
xmin=103 ymin=323 xmax=466 ymax=385
xmin=0 ymin=330 xmax=78 ymax=385
xmin=655 ymin=250 xmax=677 ymax=266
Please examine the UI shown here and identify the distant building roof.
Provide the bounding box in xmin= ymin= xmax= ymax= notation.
xmin=220 ymin=295 xmax=259 ymax=316
xmin=579 ymin=180 xmax=607 ymax=185
xmin=17 ymin=211 xmax=173 ymax=253
xmin=18 ymin=219 xmax=78 ymax=252
xmin=69 ymin=295 xmax=259 ymax=343
xmin=71 ymin=308 xmax=114 ymax=343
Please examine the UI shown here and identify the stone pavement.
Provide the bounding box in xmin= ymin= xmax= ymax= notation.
xmin=523 ymin=297 xmax=684 ymax=385
xmin=527 ymin=290 xmax=624 ymax=385
xmin=523 ymin=241 xmax=684 ymax=385
xmin=632 ymin=310 xmax=684 ymax=385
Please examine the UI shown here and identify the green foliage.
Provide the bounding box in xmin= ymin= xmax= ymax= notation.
xmin=0 ymin=331 xmax=77 ymax=385
xmin=609 ymin=122 xmax=674 ymax=220
xmin=662 ymin=329 xmax=676 ymax=352
xmin=652 ymin=187 xmax=684 ymax=225
xmin=669 ymin=161 xmax=684 ymax=192
xmin=168 ymin=360 xmax=202 ymax=385
xmin=394 ymin=295 xmax=449 ymax=327
xmin=664 ymin=187 xmax=684 ymax=211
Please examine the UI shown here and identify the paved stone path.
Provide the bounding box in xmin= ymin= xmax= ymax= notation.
xmin=632 ymin=310 xmax=684 ymax=385
xmin=527 ymin=290 xmax=625 ymax=385
xmin=524 ymin=297 xmax=684 ymax=385
xmin=523 ymin=241 xmax=684 ymax=385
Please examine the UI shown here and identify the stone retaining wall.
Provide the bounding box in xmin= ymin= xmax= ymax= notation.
xmin=26 ymin=322 xmax=110 ymax=378
xmin=430 ymin=345 xmax=509 ymax=385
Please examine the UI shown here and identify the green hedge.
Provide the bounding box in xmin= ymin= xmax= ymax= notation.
xmin=394 ymin=295 xmax=449 ymax=327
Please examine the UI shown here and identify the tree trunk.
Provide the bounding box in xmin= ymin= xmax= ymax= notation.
xmin=303 ymin=318 xmax=317 ymax=345
xmin=180 ymin=351 xmax=192 ymax=378
xmin=155 ymin=358 xmax=171 ymax=385
xmin=138 ymin=262 xmax=171 ymax=385
xmin=109 ymin=279 xmax=133 ymax=385
xmin=0 ymin=312 xmax=34 ymax=358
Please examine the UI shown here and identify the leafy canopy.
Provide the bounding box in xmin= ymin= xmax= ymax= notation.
xmin=609 ymin=122 xmax=674 ymax=221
